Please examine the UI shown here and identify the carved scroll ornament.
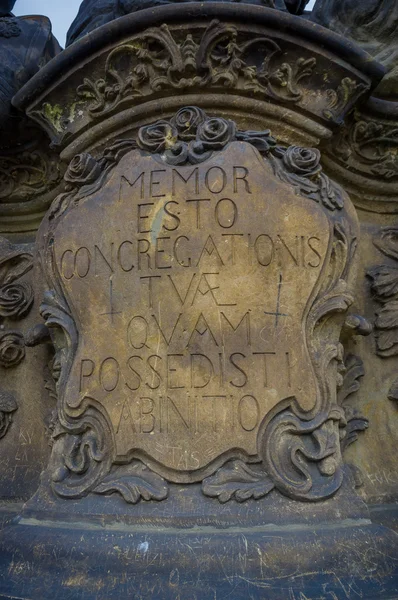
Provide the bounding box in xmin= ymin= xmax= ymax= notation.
xmin=0 ymin=148 xmax=62 ymax=203
xmin=76 ymin=22 xmax=317 ymax=120
xmin=0 ymin=237 xmax=34 ymax=440
xmin=329 ymin=114 xmax=398 ymax=182
xmin=0 ymin=237 xmax=33 ymax=369
xmin=36 ymin=107 xmax=361 ymax=505
xmin=368 ymin=227 xmax=398 ymax=402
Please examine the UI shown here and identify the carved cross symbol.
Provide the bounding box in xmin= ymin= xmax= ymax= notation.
xmin=101 ymin=278 xmax=122 ymax=322
xmin=263 ymin=273 xmax=289 ymax=327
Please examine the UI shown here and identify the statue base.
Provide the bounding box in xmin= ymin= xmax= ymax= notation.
xmin=0 ymin=515 xmax=397 ymax=599
xmin=0 ymin=476 xmax=397 ymax=599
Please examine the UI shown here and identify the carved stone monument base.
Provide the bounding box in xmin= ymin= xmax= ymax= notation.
xmin=0 ymin=4 xmax=398 ymax=598
xmin=1 ymin=514 xmax=397 ymax=599
xmin=1 ymin=470 xmax=397 ymax=598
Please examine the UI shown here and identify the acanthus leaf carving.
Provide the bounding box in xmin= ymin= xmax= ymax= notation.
xmin=76 ymin=22 xmax=316 ymax=120
xmin=94 ymin=462 xmax=169 ymax=504
xmin=0 ymin=236 xmax=33 ymax=287
xmin=202 ymin=460 xmax=274 ymax=503
xmin=323 ymin=77 xmax=369 ymax=125
xmin=327 ymin=112 xmax=398 ymax=186
xmin=374 ymin=227 xmax=398 ymax=261
xmin=337 ymin=354 xmax=368 ymax=453
xmin=368 ymin=228 xmax=398 ymax=358
xmin=372 ymin=301 xmax=398 ymax=358
xmin=0 ymin=149 xmax=62 ymax=202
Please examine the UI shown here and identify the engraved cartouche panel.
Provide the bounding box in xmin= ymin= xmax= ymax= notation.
xmin=52 ymin=142 xmax=330 ymax=482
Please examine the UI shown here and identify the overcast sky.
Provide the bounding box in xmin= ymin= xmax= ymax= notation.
xmin=14 ymin=0 xmax=316 ymax=47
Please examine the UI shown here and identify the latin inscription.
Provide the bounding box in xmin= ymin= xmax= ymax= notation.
xmin=54 ymin=145 xmax=330 ymax=477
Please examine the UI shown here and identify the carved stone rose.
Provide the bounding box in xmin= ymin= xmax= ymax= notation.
xmin=0 ymin=331 xmax=25 ymax=368
xmin=197 ymin=117 xmax=236 ymax=150
xmin=283 ymin=146 xmax=322 ymax=177
xmin=138 ymin=121 xmax=178 ymax=153
xmin=171 ymin=106 xmax=206 ymax=140
xmin=64 ymin=153 xmax=101 ymax=187
xmin=0 ymin=282 xmax=33 ymax=319
xmin=236 ymin=130 xmax=277 ymax=153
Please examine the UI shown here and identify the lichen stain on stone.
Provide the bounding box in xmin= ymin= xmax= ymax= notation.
xmin=42 ymin=103 xmax=64 ymax=133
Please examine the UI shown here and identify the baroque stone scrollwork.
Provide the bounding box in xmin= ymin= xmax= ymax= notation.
xmin=76 ymin=21 xmax=316 ymax=120
xmin=0 ymin=147 xmax=62 ymax=203
xmin=0 ymin=236 xmax=33 ymax=370
xmin=202 ymin=461 xmax=274 ymax=503
xmin=35 ymin=224 xmax=167 ymax=502
xmin=204 ymin=348 xmax=368 ymax=503
xmin=0 ymin=125 xmax=65 ymax=233
xmin=19 ymin=8 xmax=377 ymax=152
xmin=0 ymin=237 xmax=32 ymax=286
xmin=368 ymin=226 xmax=398 ymax=402
xmin=37 ymin=289 xmax=113 ymax=499
xmin=35 ymin=106 xmax=361 ymax=505
xmin=94 ymin=462 xmax=169 ymax=504
xmin=323 ymin=78 xmax=369 ymax=125
xmin=337 ymin=353 xmax=368 ymax=471
xmin=328 ymin=111 xmax=398 ymax=182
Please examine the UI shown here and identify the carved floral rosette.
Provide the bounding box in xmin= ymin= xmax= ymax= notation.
xmin=37 ymin=107 xmax=360 ymax=506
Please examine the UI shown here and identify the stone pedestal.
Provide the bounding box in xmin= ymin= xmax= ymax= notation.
xmin=0 ymin=4 xmax=397 ymax=598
